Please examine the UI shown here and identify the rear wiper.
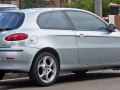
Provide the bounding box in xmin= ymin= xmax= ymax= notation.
xmin=0 ymin=28 xmax=12 ymax=31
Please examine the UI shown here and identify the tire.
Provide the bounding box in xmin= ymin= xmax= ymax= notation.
xmin=29 ymin=52 xmax=59 ymax=87
xmin=0 ymin=72 xmax=5 ymax=80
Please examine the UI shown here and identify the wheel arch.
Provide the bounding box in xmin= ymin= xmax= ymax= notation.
xmin=30 ymin=47 xmax=60 ymax=71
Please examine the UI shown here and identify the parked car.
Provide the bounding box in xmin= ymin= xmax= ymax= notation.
xmin=0 ymin=4 xmax=19 ymax=11
xmin=0 ymin=8 xmax=117 ymax=86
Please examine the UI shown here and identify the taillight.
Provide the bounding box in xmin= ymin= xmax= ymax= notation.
xmin=5 ymin=33 xmax=28 ymax=41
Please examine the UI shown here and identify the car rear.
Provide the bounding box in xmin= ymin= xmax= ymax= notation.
xmin=0 ymin=11 xmax=40 ymax=72
xmin=0 ymin=12 xmax=24 ymax=48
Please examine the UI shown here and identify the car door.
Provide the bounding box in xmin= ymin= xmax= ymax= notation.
xmin=36 ymin=10 xmax=79 ymax=70
xmin=65 ymin=10 xmax=120 ymax=66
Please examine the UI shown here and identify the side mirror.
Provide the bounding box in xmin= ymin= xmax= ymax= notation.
xmin=108 ymin=24 xmax=116 ymax=32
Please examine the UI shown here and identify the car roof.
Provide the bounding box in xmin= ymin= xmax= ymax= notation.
xmin=19 ymin=8 xmax=103 ymax=18
xmin=19 ymin=8 xmax=91 ymax=13
xmin=2 ymin=8 xmax=108 ymax=25
xmin=19 ymin=8 xmax=103 ymax=19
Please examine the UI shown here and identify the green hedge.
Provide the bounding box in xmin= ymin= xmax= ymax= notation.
xmin=23 ymin=0 xmax=120 ymax=16
xmin=62 ymin=0 xmax=120 ymax=17
xmin=23 ymin=0 xmax=36 ymax=8
xmin=103 ymin=0 xmax=120 ymax=16
xmin=62 ymin=0 xmax=94 ymax=12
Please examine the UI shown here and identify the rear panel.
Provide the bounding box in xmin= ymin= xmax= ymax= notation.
xmin=0 ymin=12 xmax=25 ymax=48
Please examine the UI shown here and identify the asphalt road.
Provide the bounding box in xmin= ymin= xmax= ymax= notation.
xmin=1 ymin=70 xmax=120 ymax=90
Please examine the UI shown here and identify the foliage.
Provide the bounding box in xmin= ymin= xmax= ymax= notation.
xmin=62 ymin=0 xmax=120 ymax=17
xmin=62 ymin=0 xmax=94 ymax=12
xmin=114 ymin=0 xmax=120 ymax=4
xmin=102 ymin=0 xmax=120 ymax=16
xmin=23 ymin=0 xmax=36 ymax=8
xmin=23 ymin=0 xmax=120 ymax=16
xmin=102 ymin=0 xmax=112 ymax=16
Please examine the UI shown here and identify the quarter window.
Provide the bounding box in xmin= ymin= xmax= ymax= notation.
xmin=66 ymin=11 xmax=107 ymax=31
xmin=37 ymin=11 xmax=71 ymax=30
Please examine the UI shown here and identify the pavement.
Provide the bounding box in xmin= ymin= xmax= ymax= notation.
xmin=0 ymin=70 xmax=120 ymax=90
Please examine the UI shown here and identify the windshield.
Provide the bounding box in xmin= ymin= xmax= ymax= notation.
xmin=0 ymin=12 xmax=25 ymax=30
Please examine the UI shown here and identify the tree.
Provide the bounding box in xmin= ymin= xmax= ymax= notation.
xmin=103 ymin=0 xmax=120 ymax=16
xmin=62 ymin=0 xmax=120 ymax=17
xmin=62 ymin=0 xmax=94 ymax=12
xmin=23 ymin=0 xmax=36 ymax=8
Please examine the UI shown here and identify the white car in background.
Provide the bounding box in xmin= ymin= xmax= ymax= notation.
xmin=0 ymin=4 xmax=19 ymax=11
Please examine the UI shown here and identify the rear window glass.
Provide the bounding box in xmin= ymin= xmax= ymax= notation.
xmin=0 ymin=12 xmax=25 ymax=30
xmin=37 ymin=11 xmax=71 ymax=30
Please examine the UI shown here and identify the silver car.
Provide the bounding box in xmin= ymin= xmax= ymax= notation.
xmin=0 ymin=8 xmax=118 ymax=86
xmin=0 ymin=4 xmax=19 ymax=11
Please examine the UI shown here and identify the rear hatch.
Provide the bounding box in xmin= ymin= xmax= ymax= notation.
xmin=0 ymin=12 xmax=25 ymax=48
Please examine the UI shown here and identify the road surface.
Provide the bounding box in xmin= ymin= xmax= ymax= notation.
xmin=1 ymin=70 xmax=120 ymax=90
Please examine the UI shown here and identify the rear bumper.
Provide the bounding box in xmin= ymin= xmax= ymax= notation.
xmin=0 ymin=47 xmax=39 ymax=72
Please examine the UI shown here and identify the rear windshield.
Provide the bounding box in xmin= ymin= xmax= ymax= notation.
xmin=0 ymin=12 xmax=25 ymax=30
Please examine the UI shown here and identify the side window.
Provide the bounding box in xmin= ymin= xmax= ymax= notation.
xmin=66 ymin=11 xmax=107 ymax=31
xmin=37 ymin=11 xmax=71 ymax=30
